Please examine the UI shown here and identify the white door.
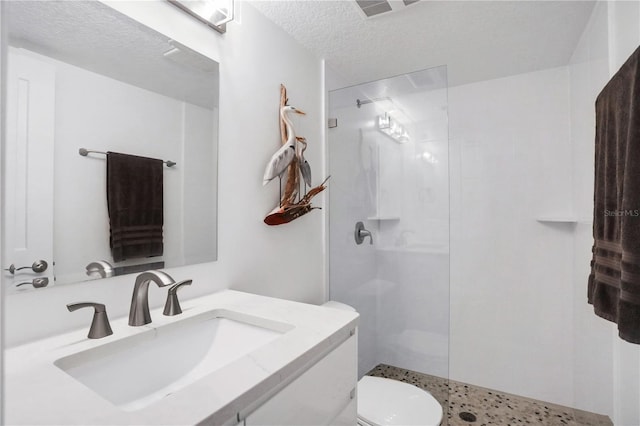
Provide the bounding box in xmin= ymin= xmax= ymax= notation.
xmin=3 ymin=49 xmax=55 ymax=292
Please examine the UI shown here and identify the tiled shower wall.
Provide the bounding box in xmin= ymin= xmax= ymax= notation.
xmin=448 ymin=67 xmax=575 ymax=407
xmin=328 ymin=73 xmax=450 ymax=379
xmin=569 ymin=1 xmax=613 ymax=419
xmin=329 ymin=61 xmax=602 ymax=413
xmin=447 ymin=3 xmax=640 ymax=419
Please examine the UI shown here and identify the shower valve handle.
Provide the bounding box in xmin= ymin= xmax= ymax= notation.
xmin=355 ymin=221 xmax=373 ymax=245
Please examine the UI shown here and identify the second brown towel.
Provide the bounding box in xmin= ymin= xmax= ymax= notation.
xmin=588 ymin=45 xmax=640 ymax=344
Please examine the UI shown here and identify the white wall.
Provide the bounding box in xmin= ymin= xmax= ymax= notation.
xmin=0 ymin=0 xmax=6 ymax=420
xmin=448 ymin=67 xmax=575 ymax=407
xmin=569 ymin=1 xmax=614 ymax=419
xmin=3 ymin=1 xmax=325 ymax=347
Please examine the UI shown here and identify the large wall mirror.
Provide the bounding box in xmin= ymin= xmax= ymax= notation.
xmin=3 ymin=1 xmax=219 ymax=293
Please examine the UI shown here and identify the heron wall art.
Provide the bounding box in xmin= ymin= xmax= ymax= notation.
xmin=263 ymin=85 xmax=329 ymax=225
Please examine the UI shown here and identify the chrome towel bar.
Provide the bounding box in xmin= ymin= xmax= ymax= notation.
xmin=78 ymin=148 xmax=176 ymax=168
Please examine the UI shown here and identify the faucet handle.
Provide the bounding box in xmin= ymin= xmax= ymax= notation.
xmin=163 ymin=279 xmax=192 ymax=316
xmin=67 ymin=302 xmax=113 ymax=339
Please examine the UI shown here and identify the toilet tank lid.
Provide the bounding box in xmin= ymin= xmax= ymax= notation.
xmin=322 ymin=301 xmax=356 ymax=312
xmin=357 ymin=376 xmax=443 ymax=426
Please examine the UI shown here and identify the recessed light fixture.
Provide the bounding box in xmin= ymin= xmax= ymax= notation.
xmin=168 ymin=0 xmax=234 ymax=34
xmin=417 ymin=151 xmax=437 ymax=164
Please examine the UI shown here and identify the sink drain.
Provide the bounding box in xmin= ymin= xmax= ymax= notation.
xmin=459 ymin=412 xmax=477 ymax=423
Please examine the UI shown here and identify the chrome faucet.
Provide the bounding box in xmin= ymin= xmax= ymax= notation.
xmin=129 ymin=270 xmax=175 ymax=326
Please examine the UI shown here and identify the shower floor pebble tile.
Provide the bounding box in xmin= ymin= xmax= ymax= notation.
xmin=367 ymin=364 xmax=612 ymax=426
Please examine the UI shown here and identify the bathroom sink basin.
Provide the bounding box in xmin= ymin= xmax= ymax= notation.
xmin=54 ymin=309 xmax=292 ymax=412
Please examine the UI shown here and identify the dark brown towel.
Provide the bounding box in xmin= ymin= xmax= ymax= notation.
xmin=107 ymin=152 xmax=164 ymax=262
xmin=588 ymin=45 xmax=640 ymax=344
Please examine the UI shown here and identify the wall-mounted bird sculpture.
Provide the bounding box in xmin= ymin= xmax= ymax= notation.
xmin=262 ymin=105 xmax=306 ymax=186
xmin=263 ymin=84 xmax=329 ymax=226
xmin=296 ymin=136 xmax=312 ymax=187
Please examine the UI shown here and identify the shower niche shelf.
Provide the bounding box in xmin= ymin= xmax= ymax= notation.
xmin=536 ymin=216 xmax=592 ymax=224
xmin=536 ymin=216 xmax=578 ymax=223
xmin=366 ymin=216 xmax=400 ymax=221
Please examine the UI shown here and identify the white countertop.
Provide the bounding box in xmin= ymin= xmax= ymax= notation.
xmin=4 ymin=290 xmax=359 ymax=425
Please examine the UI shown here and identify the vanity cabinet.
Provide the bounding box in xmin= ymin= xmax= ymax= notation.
xmin=243 ymin=334 xmax=357 ymax=426
xmin=4 ymin=290 xmax=359 ymax=426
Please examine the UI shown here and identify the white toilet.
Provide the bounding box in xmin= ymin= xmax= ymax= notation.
xmin=322 ymin=301 xmax=443 ymax=426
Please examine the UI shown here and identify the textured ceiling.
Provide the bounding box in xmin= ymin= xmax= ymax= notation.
xmin=250 ymin=0 xmax=596 ymax=88
xmin=6 ymin=1 xmax=218 ymax=109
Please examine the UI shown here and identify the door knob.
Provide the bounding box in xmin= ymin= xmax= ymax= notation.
xmin=5 ymin=259 xmax=48 ymax=274
xmin=16 ymin=277 xmax=49 ymax=288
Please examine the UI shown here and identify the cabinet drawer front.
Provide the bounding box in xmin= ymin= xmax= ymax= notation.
xmin=245 ymin=335 xmax=357 ymax=426
xmin=329 ymin=398 xmax=357 ymax=426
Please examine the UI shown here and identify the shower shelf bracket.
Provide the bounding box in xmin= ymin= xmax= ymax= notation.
xmin=536 ymin=216 xmax=577 ymax=223
xmin=535 ymin=216 xmax=592 ymax=224
xmin=367 ymin=216 xmax=400 ymax=221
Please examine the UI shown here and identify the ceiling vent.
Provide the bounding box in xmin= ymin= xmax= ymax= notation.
xmin=355 ymin=0 xmax=420 ymax=18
